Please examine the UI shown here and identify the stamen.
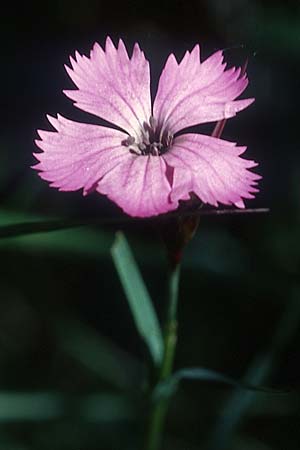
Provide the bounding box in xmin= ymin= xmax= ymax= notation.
xmin=143 ymin=121 xmax=151 ymax=133
xmin=122 ymin=136 xmax=135 ymax=147
xmin=124 ymin=117 xmax=173 ymax=157
xmin=129 ymin=148 xmax=142 ymax=156
xmin=149 ymin=116 xmax=157 ymax=130
xmin=150 ymin=144 xmax=159 ymax=156
xmin=138 ymin=143 xmax=147 ymax=151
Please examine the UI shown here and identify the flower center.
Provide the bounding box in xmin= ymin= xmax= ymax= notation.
xmin=122 ymin=116 xmax=173 ymax=156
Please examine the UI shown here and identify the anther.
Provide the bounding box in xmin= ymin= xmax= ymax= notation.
xmin=143 ymin=121 xmax=151 ymax=132
xmin=138 ymin=143 xmax=147 ymax=151
xmin=127 ymin=118 xmax=173 ymax=157
xmin=129 ymin=148 xmax=143 ymax=156
xmin=122 ymin=136 xmax=135 ymax=147
xmin=149 ymin=116 xmax=157 ymax=130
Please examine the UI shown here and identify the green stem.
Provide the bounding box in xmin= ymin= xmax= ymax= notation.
xmin=144 ymin=263 xmax=181 ymax=450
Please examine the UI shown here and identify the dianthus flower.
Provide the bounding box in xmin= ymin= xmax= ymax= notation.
xmin=34 ymin=37 xmax=260 ymax=217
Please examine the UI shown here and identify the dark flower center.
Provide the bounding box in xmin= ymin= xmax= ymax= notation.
xmin=122 ymin=116 xmax=173 ymax=156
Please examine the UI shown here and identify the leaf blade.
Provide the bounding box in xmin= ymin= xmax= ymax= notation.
xmin=111 ymin=232 xmax=163 ymax=366
xmin=153 ymin=366 xmax=283 ymax=402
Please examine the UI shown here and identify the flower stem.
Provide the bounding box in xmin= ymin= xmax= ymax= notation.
xmin=144 ymin=263 xmax=181 ymax=450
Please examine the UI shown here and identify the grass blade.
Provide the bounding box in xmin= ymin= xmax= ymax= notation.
xmin=111 ymin=232 xmax=163 ymax=366
xmin=153 ymin=367 xmax=278 ymax=402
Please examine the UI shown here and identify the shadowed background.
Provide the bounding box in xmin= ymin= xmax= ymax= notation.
xmin=0 ymin=0 xmax=300 ymax=449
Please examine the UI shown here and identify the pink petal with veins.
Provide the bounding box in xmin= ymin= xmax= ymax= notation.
xmin=96 ymin=154 xmax=175 ymax=217
xmin=154 ymin=46 xmax=254 ymax=134
xmin=163 ymin=133 xmax=260 ymax=208
xmin=64 ymin=37 xmax=151 ymax=137
xmin=34 ymin=114 xmax=129 ymax=194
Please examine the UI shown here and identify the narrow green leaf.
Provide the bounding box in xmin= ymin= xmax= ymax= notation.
xmin=153 ymin=367 xmax=282 ymax=402
xmin=0 ymin=392 xmax=63 ymax=421
xmin=0 ymin=392 xmax=135 ymax=423
xmin=0 ymin=208 xmax=268 ymax=239
xmin=111 ymin=232 xmax=163 ymax=366
xmin=0 ymin=216 xmax=120 ymax=239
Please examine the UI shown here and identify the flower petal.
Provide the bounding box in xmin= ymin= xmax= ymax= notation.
xmin=64 ymin=37 xmax=151 ymax=137
xmin=164 ymin=133 xmax=260 ymax=208
xmin=34 ymin=114 xmax=130 ymax=194
xmin=153 ymin=46 xmax=254 ymax=134
xmin=96 ymin=155 xmax=175 ymax=217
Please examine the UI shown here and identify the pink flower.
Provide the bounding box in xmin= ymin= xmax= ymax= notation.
xmin=34 ymin=37 xmax=260 ymax=217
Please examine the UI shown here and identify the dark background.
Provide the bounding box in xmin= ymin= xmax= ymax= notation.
xmin=1 ymin=1 xmax=300 ymax=449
